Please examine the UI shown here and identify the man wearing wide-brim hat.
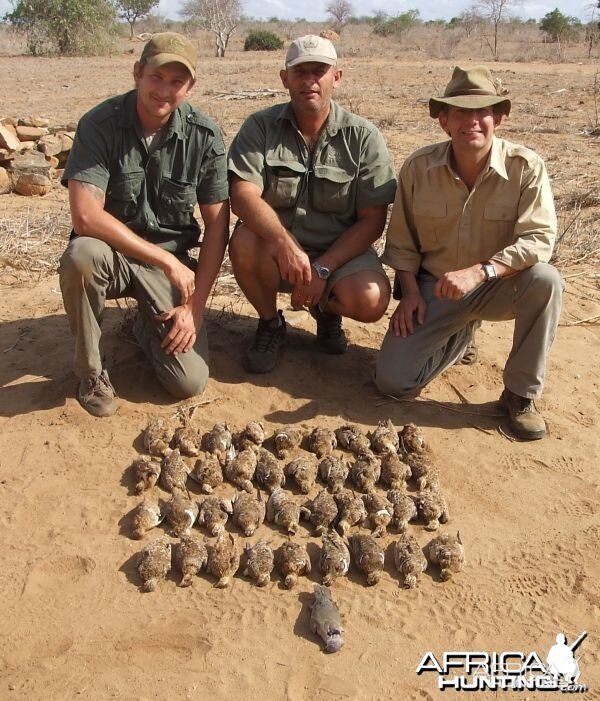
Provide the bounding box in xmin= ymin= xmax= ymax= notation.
xmin=375 ymin=65 xmax=563 ymax=440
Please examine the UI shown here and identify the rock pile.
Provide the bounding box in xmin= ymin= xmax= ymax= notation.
xmin=0 ymin=115 xmax=76 ymax=196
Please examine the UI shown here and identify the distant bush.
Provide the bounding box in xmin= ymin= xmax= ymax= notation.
xmin=244 ymin=29 xmax=284 ymax=51
xmin=374 ymin=10 xmax=421 ymax=40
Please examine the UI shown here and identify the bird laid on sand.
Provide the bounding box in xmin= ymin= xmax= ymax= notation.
xmin=310 ymin=584 xmax=345 ymax=653
xmin=164 ymin=489 xmax=198 ymax=537
xmin=405 ymin=451 xmax=440 ymax=490
xmin=273 ymin=425 xmax=303 ymax=459
xmin=380 ymin=451 xmax=411 ymax=490
xmin=426 ymin=531 xmax=465 ymax=581
xmin=367 ymin=419 xmax=399 ymax=455
xmin=320 ymin=529 xmax=351 ymax=586
xmin=198 ymin=495 xmax=233 ymax=536
xmin=189 ymin=451 xmax=223 ymax=493
xmin=285 ymin=455 xmax=318 ymax=494
xmin=143 ymin=416 xmax=175 ymax=457
xmin=132 ymin=455 xmax=161 ymax=495
xmin=362 ymin=493 xmax=393 ymax=538
xmin=400 ymin=422 xmax=426 ymax=454
xmin=318 ymin=455 xmax=349 ymax=494
xmin=334 ymin=490 xmax=367 ymax=536
xmin=255 ymin=447 xmax=286 ymax=493
xmin=387 ymin=489 xmax=418 ymax=532
xmin=350 ymin=450 xmax=381 ymax=493
xmin=137 ymin=536 xmax=171 ymax=592
xmin=232 ymin=491 xmax=266 ymax=536
xmin=276 ymin=540 xmax=311 ymax=589
xmin=307 ymin=427 xmax=337 ymax=459
xmin=307 ymin=490 xmax=338 ymax=535
xmin=206 ymin=532 xmax=240 ymax=588
xmin=415 ymin=488 xmax=449 ymax=531
xmin=173 ymin=534 xmax=208 ymax=587
xmin=349 ymin=534 xmax=385 ymax=586
xmin=243 ymin=541 xmax=274 ymax=587
xmin=234 ymin=420 xmax=265 ymax=451
xmin=394 ymin=533 xmax=427 ymax=589
xmin=131 ymin=498 xmax=163 ymax=540
xmin=160 ymin=448 xmax=190 ymax=493
xmin=335 ymin=423 xmax=370 ymax=455
xmin=172 ymin=424 xmax=200 ymax=457
xmin=224 ymin=448 xmax=257 ymax=493
xmin=201 ymin=423 xmax=235 ymax=465
xmin=266 ymin=488 xmax=309 ymax=535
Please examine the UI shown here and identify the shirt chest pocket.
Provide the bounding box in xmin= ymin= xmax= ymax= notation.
xmin=158 ymin=178 xmax=196 ymax=227
xmin=311 ymin=164 xmax=355 ymax=215
xmin=483 ymin=203 xmax=515 ymax=255
xmin=264 ymin=158 xmax=305 ymax=209
xmin=106 ymin=171 xmax=144 ymax=221
xmin=413 ymin=199 xmax=446 ymax=250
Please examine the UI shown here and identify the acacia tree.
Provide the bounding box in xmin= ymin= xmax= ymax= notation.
xmin=180 ymin=0 xmax=241 ymax=57
xmin=448 ymin=9 xmax=484 ymax=37
xmin=474 ymin=0 xmax=520 ymax=59
xmin=117 ymin=0 xmax=160 ymax=39
xmin=540 ymin=8 xmax=580 ymax=44
xmin=325 ymin=0 xmax=354 ymax=32
xmin=5 ymin=0 xmax=116 ymax=55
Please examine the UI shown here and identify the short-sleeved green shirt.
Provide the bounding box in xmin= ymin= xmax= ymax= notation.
xmin=227 ymin=100 xmax=397 ymax=254
xmin=63 ymin=89 xmax=229 ymax=254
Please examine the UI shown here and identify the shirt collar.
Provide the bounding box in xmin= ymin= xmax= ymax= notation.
xmin=119 ymin=89 xmax=184 ymax=141
xmin=276 ymin=99 xmax=349 ymax=136
xmin=427 ymin=136 xmax=508 ymax=180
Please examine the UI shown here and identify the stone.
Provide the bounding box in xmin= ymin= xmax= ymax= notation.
xmin=20 ymin=116 xmax=50 ymax=128
xmin=45 ymin=155 xmax=59 ymax=168
xmin=0 ymin=117 xmax=18 ymax=127
xmin=16 ymin=125 xmax=49 ymax=141
xmin=0 ymin=124 xmax=21 ymax=151
xmin=15 ymin=173 xmax=52 ymax=196
xmin=18 ymin=141 xmax=36 ymax=151
xmin=0 ymin=167 xmax=11 ymax=194
xmin=10 ymin=150 xmax=53 ymax=179
xmin=37 ymin=133 xmax=62 ymax=157
xmin=0 ymin=148 xmax=15 ymax=162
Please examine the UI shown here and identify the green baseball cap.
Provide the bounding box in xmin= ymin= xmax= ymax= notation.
xmin=285 ymin=35 xmax=337 ymax=68
xmin=140 ymin=32 xmax=197 ymax=80
xmin=429 ymin=66 xmax=511 ymax=118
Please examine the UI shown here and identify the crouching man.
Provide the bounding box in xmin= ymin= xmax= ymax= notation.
xmin=375 ymin=66 xmax=563 ymax=440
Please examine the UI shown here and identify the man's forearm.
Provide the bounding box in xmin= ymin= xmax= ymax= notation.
xmin=231 ymin=187 xmax=292 ymax=247
xmin=190 ymin=208 xmax=230 ymax=315
xmin=397 ymin=270 xmax=421 ymax=297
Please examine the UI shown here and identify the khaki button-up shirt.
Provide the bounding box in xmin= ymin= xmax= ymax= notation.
xmin=63 ymin=90 xmax=229 ymax=254
xmin=228 ymin=100 xmax=397 ymax=255
xmin=382 ymin=136 xmax=557 ymax=278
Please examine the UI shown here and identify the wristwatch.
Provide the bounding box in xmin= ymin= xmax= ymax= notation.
xmin=312 ymin=262 xmax=331 ymax=280
xmin=481 ymin=260 xmax=497 ymax=281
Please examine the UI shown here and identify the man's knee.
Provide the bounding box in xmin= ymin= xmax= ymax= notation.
xmin=229 ymin=224 xmax=260 ymax=270
xmin=373 ymin=359 xmax=420 ymax=397
xmin=157 ymin=362 xmax=208 ymax=399
xmin=333 ymin=274 xmax=391 ymax=322
xmin=520 ymin=263 xmax=564 ymax=301
xmin=59 ymin=237 xmax=112 ymax=282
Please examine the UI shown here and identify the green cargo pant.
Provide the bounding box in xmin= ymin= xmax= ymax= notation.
xmin=375 ymin=263 xmax=563 ymax=400
xmin=59 ymin=236 xmax=209 ymax=399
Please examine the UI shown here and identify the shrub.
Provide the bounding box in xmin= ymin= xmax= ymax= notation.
xmin=244 ymin=29 xmax=284 ymax=51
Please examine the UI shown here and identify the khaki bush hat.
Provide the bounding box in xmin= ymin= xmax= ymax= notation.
xmin=429 ymin=66 xmax=511 ymax=118
xmin=285 ymin=35 xmax=337 ymax=68
xmin=140 ymin=32 xmax=196 ymax=80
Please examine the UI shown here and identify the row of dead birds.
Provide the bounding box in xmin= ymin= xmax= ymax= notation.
xmin=132 ymin=418 xmax=450 ymax=534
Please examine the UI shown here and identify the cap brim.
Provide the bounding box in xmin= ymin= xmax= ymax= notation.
xmin=429 ymin=95 xmax=511 ymax=118
xmin=145 ymin=53 xmax=195 ymax=80
xmin=286 ymin=56 xmax=337 ymax=68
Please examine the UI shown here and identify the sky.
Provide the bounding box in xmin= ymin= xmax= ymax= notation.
xmin=0 ymin=0 xmax=594 ymax=23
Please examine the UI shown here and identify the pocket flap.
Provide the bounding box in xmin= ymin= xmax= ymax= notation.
xmin=107 ymin=171 xmax=144 ymax=201
xmin=264 ymin=157 xmax=306 ymax=175
xmin=413 ymin=199 xmax=446 ymax=217
xmin=484 ymin=204 xmax=514 ymax=221
xmin=313 ymin=164 xmax=354 ymax=184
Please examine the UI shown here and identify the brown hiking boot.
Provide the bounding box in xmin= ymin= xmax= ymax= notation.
xmin=242 ymin=311 xmax=287 ymax=374
xmin=77 ymin=369 xmax=118 ymax=417
xmin=309 ymin=306 xmax=348 ymax=355
xmin=500 ymin=388 xmax=546 ymax=440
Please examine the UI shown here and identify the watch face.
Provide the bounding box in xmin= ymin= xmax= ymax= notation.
xmin=313 ymin=263 xmax=330 ymax=279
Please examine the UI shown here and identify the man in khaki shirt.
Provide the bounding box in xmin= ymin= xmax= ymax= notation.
xmin=228 ymin=35 xmax=396 ymax=374
xmin=375 ymin=66 xmax=563 ymax=440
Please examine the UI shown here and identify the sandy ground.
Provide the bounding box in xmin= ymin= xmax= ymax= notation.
xmin=0 ymin=44 xmax=599 ymax=700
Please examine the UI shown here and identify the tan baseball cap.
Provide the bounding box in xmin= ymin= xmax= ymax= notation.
xmin=429 ymin=66 xmax=510 ymax=118
xmin=285 ymin=35 xmax=337 ymax=68
xmin=140 ymin=32 xmax=197 ymax=80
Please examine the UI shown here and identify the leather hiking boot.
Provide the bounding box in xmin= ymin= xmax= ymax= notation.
xmin=500 ymin=388 xmax=546 ymax=440
xmin=309 ymin=306 xmax=348 ymax=355
xmin=77 ymin=369 xmax=118 ymax=417
xmin=242 ymin=311 xmax=287 ymax=374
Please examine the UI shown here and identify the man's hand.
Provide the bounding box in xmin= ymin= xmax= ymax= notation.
xmin=156 ymin=304 xmax=203 ymax=355
xmin=162 ymin=257 xmax=196 ymax=305
xmin=389 ymin=294 xmax=426 ymax=337
xmin=434 ymin=266 xmax=485 ymax=300
xmin=290 ymin=272 xmax=327 ymax=310
xmin=276 ymin=236 xmax=312 ymax=287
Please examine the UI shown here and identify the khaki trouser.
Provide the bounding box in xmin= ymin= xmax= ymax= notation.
xmin=375 ymin=263 xmax=564 ymax=400
xmin=59 ymin=237 xmax=209 ymax=399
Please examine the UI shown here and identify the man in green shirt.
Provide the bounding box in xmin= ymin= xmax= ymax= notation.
xmin=228 ymin=35 xmax=397 ymax=373
xmin=376 ymin=66 xmax=563 ymax=440
xmin=59 ymin=33 xmax=229 ymax=417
